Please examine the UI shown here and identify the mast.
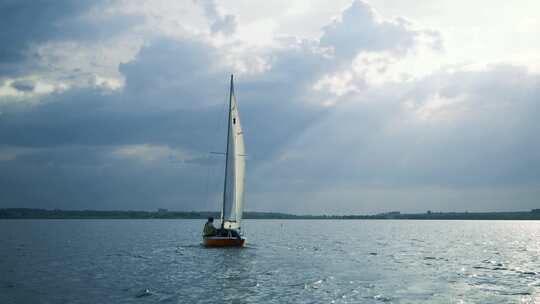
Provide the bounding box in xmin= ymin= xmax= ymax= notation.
xmin=221 ymin=74 xmax=234 ymax=228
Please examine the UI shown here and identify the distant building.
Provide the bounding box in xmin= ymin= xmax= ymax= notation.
xmin=378 ymin=211 xmax=401 ymax=219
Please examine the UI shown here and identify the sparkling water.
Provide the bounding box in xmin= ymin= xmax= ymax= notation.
xmin=1 ymin=219 xmax=539 ymax=303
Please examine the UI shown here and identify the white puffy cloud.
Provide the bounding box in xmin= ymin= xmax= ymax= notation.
xmin=195 ymin=0 xmax=237 ymax=35
xmin=320 ymin=1 xmax=441 ymax=61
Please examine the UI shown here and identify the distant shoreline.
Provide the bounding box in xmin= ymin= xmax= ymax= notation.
xmin=1 ymin=208 xmax=540 ymax=220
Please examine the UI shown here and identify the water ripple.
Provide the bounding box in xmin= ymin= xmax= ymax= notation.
xmin=1 ymin=219 xmax=539 ymax=303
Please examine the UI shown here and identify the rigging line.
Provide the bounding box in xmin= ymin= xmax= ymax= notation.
xmin=202 ymin=77 xmax=231 ymax=213
xmin=202 ymin=158 xmax=212 ymax=212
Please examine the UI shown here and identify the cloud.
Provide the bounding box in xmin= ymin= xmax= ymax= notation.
xmin=0 ymin=1 xmax=134 ymax=76
xmin=119 ymin=38 xmax=227 ymax=103
xmin=252 ymin=64 xmax=540 ymax=212
xmin=111 ymin=144 xmax=186 ymax=163
xmin=10 ymin=80 xmax=34 ymax=92
xmin=0 ymin=0 xmax=538 ymax=214
xmin=0 ymin=35 xmax=330 ymax=210
xmin=0 ymin=145 xmax=212 ymax=210
xmin=320 ymin=1 xmax=441 ymax=61
xmin=261 ymin=65 xmax=540 ymax=190
xmin=0 ymin=0 xmax=142 ymax=95
xmin=0 ymin=1 xmax=92 ymax=62
xmin=195 ymin=0 xmax=237 ymax=35
xmin=0 ymin=35 xmax=328 ymax=159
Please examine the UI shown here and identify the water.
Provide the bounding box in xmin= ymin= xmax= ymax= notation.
xmin=1 ymin=220 xmax=539 ymax=303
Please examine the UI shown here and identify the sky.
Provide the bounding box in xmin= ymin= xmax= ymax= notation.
xmin=0 ymin=0 xmax=539 ymax=214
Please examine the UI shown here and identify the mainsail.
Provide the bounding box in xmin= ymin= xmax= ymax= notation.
xmin=221 ymin=75 xmax=245 ymax=231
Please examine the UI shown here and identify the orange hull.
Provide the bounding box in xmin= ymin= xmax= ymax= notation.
xmin=203 ymin=237 xmax=245 ymax=247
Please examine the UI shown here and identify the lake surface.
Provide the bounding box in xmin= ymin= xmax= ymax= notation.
xmin=1 ymin=220 xmax=539 ymax=303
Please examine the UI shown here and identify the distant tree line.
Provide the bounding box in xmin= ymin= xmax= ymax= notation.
xmin=1 ymin=208 xmax=540 ymax=220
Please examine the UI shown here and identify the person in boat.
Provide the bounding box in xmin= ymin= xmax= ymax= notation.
xmin=216 ymin=227 xmax=241 ymax=240
xmin=203 ymin=217 xmax=217 ymax=237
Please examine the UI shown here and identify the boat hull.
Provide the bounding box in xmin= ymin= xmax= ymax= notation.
xmin=203 ymin=236 xmax=245 ymax=247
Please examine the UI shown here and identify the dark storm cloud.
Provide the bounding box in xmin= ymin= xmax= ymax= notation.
xmin=0 ymin=1 xmax=91 ymax=60
xmin=118 ymin=38 xmax=329 ymax=161
xmin=248 ymin=65 xmax=540 ymax=213
xmin=259 ymin=65 xmax=540 ymax=189
xmin=0 ymin=38 xmax=324 ymax=156
xmin=10 ymin=79 xmax=34 ymax=92
xmin=119 ymin=38 xmax=227 ymax=106
xmin=0 ymin=0 xmax=139 ymax=77
xmin=0 ymin=88 xmax=223 ymax=151
xmin=0 ymin=37 xmax=328 ymax=210
xmin=0 ymin=145 xmax=211 ymax=210
xmin=1 ymin=0 xmax=538 ymax=213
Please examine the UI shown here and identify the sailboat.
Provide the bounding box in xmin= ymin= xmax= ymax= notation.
xmin=203 ymin=75 xmax=246 ymax=247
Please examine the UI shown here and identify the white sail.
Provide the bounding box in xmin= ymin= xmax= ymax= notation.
xmin=222 ymin=77 xmax=245 ymax=231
